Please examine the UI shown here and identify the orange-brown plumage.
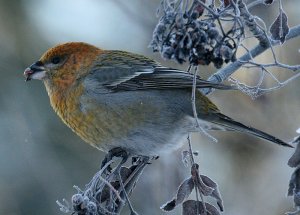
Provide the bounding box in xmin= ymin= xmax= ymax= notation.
xmin=24 ymin=42 xmax=291 ymax=155
xmin=36 ymin=43 xmax=158 ymax=150
xmin=39 ymin=43 xmax=105 ymax=147
xmin=41 ymin=42 xmax=103 ymax=91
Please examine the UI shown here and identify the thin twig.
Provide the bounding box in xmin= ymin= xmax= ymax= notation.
xmin=202 ymin=25 xmax=300 ymax=95
xmin=191 ymin=67 xmax=217 ymax=142
xmin=118 ymin=170 xmax=137 ymax=215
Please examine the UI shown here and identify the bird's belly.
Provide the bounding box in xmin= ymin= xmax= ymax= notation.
xmin=76 ymin=90 xmax=195 ymax=155
xmin=75 ymin=109 xmax=193 ymax=156
xmin=95 ymin=120 xmax=191 ymax=156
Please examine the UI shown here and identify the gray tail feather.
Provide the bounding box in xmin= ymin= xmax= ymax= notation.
xmin=213 ymin=113 xmax=293 ymax=148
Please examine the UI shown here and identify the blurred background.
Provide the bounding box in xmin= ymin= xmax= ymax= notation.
xmin=0 ymin=0 xmax=299 ymax=214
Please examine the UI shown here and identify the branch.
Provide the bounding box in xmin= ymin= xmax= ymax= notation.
xmin=57 ymin=156 xmax=151 ymax=215
xmin=202 ymin=24 xmax=300 ymax=95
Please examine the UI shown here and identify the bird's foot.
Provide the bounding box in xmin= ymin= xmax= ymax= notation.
xmin=101 ymin=147 xmax=129 ymax=173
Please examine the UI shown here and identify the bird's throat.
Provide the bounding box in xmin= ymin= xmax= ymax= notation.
xmin=45 ymin=82 xmax=84 ymax=130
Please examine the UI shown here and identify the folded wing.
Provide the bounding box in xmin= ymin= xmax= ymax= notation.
xmin=85 ymin=51 xmax=234 ymax=92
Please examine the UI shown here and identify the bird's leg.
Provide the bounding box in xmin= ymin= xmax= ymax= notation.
xmin=101 ymin=147 xmax=129 ymax=173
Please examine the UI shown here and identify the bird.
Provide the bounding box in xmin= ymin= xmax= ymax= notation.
xmin=23 ymin=42 xmax=292 ymax=158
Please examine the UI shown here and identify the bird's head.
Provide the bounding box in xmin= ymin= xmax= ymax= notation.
xmin=24 ymin=42 xmax=102 ymax=90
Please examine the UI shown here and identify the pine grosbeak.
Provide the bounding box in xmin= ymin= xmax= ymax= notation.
xmin=24 ymin=42 xmax=291 ymax=156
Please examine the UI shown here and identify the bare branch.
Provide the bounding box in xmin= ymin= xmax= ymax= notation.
xmin=202 ymin=24 xmax=300 ymax=95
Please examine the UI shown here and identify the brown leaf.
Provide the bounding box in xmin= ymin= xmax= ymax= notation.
xmin=119 ymin=166 xmax=133 ymax=182
xmin=288 ymin=166 xmax=300 ymax=196
xmin=200 ymin=175 xmax=224 ymax=211
xmin=182 ymin=200 xmax=220 ymax=215
xmin=99 ymin=181 xmax=119 ymax=203
xmin=270 ymin=9 xmax=289 ymax=44
xmin=161 ymin=199 xmax=176 ymax=211
xmin=191 ymin=164 xmax=214 ymax=195
xmin=288 ymin=136 xmax=300 ymax=167
xmin=161 ymin=177 xmax=195 ymax=211
xmin=176 ymin=177 xmax=195 ymax=204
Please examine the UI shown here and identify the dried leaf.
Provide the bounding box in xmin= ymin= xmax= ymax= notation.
xmin=182 ymin=200 xmax=220 ymax=215
xmin=161 ymin=177 xmax=195 ymax=211
xmin=288 ymin=132 xmax=300 ymax=167
xmin=264 ymin=0 xmax=274 ymax=5
xmin=270 ymin=9 xmax=289 ymax=44
xmin=191 ymin=164 xmax=214 ymax=195
xmin=176 ymin=177 xmax=195 ymax=204
xmin=200 ymin=175 xmax=224 ymax=211
xmin=97 ymin=167 xmax=133 ymax=202
xmin=288 ymin=166 xmax=300 ymax=194
xmin=288 ymin=171 xmax=296 ymax=196
xmin=119 ymin=166 xmax=133 ymax=182
xmin=294 ymin=192 xmax=300 ymax=207
xmin=161 ymin=199 xmax=176 ymax=211
xmin=288 ymin=141 xmax=300 ymax=167
xmin=99 ymin=181 xmax=119 ymax=203
xmin=287 ymin=165 xmax=300 ymax=212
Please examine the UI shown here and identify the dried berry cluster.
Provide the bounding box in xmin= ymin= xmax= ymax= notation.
xmin=57 ymin=159 xmax=149 ymax=215
xmin=150 ymin=0 xmax=238 ymax=68
xmin=71 ymin=193 xmax=98 ymax=215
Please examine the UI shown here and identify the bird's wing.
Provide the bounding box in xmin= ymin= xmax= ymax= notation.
xmin=84 ymin=50 xmax=234 ymax=92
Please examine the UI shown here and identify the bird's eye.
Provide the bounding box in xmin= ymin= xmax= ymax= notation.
xmin=51 ymin=56 xmax=61 ymax=64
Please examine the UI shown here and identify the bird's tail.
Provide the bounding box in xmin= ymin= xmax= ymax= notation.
xmin=212 ymin=113 xmax=293 ymax=148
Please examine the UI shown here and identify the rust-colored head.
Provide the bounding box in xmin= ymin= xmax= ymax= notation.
xmin=24 ymin=42 xmax=103 ymax=90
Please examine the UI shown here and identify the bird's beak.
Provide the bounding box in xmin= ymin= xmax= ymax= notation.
xmin=24 ymin=61 xmax=46 ymax=81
